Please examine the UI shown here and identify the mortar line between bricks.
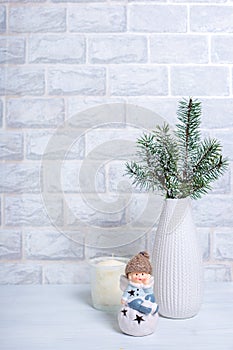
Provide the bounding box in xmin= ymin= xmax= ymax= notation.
xmin=107 ymin=94 xmax=233 ymax=99
xmin=230 ymin=163 xmax=233 ymax=195
xmin=208 ymin=34 xmax=212 ymax=64
xmin=186 ymin=4 xmax=190 ymax=34
xmin=2 ymin=194 xmax=6 ymax=227
xmin=125 ymin=0 xmax=129 ymax=32
xmin=231 ymin=263 xmax=233 ymax=280
xmin=21 ymin=228 xmax=26 ymax=262
xmin=229 ymin=66 xmax=233 ymax=96
xmin=24 ymin=33 xmax=29 ymax=65
xmin=126 ymin=96 xmax=233 ymax=100
xmin=2 ymin=97 xmax=6 ymax=129
xmin=2 ymin=63 xmax=233 ymax=68
xmin=64 ymin=95 xmax=69 ymax=124
xmin=167 ymin=66 xmax=171 ymax=97
xmin=77 ymin=32 xmax=215 ymax=37
xmin=0 ymin=194 xmax=2 ymax=228
xmin=147 ymin=34 xmax=150 ymax=64
xmin=105 ymin=65 xmax=110 ymax=97
xmin=85 ymin=35 xmax=89 ymax=65
xmin=209 ymin=227 xmax=215 ymax=261
xmin=182 ymin=3 xmax=233 ymax=7
xmin=22 ymin=130 xmax=26 ymax=161
xmin=104 ymin=161 xmax=110 ymax=193
xmin=41 ymin=265 xmax=45 ymax=285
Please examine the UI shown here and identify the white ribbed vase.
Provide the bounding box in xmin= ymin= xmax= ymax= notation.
xmin=152 ymin=198 xmax=203 ymax=319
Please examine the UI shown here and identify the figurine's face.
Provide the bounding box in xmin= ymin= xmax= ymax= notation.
xmin=128 ymin=271 xmax=150 ymax=284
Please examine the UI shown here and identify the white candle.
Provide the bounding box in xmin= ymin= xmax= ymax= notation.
xmin=89 ymin=257 xmax=128 ymax=311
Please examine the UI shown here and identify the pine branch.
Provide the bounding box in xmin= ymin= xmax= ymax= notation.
xmin=193 ymin=138 xmax=222 ymax=172
xmin=175 ymin=98 xmax=202 ymax=181
xmin=125 ymin=161 xmax=166 ymax=193
xmin=184 ymin=138 xmax=228 ymax=199
xmin=125 ymin=98 xmax=229 ymax=199
xmin=125 ymin=124 xmax=180 ymax=198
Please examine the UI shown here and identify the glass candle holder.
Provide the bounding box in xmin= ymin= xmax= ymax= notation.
xmin=89 ymin=256 xmax=128 ymax=312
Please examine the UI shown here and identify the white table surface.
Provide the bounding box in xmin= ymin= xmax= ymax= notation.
xmin=0 ymin=283 xmax=232 ymax=350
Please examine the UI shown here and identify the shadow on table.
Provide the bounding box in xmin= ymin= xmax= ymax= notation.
xmin=72 ymin=288 xmax=92 ymax=307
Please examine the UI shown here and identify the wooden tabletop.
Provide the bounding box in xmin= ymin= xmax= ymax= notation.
xmin=0 ymin=283 xmax=232 ymax=350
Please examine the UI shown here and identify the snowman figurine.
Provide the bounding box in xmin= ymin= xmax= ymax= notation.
xmin=118 ymin=251 xmax=159 ymax=336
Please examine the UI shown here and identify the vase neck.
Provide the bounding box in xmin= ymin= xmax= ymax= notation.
xmin=159 ymin=198 xmax=193 ymax=234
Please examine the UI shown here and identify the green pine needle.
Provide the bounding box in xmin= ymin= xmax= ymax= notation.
xmin=125 ymin=98 xmax=229 ymax=199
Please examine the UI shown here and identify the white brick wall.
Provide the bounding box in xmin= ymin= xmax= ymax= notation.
xmin=7 ymin=98 xmax=65 ymax=128
xmin=9 ymin=7 xmax=66 ymax=33
xmin=68 ymin=5 xmax=126 ymax=33
xmin=0 ymin=67 xmax=45 ymax=95
xmin=88 ymin=35 xmax=148 ymax=64
xmin=1 ymin=0 xmax=233 ymax=284
xmin=128 ymin=5 xmax=187 ymax=32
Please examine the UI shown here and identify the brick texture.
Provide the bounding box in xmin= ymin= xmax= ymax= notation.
xmin=48 ymin=68 xmax=106 ymax=95
xmin=7 ymin=98 xmax=64 ymax=128
xmin=0 ymin=1 xmax=233 ymax=284
xmin=150 ymin=35 xmax=208 ymax=64
xmin=88 ymin=35 xmax=147 ymax=64
xmin=9 ymin=6 xmax=66 ymax=33
xmin=0 ymin=37 xmax=25 ymax=64
xmin=190 ymin=5 xmax=233 ymax=33
xmin=129 ymin=5 xmax=187 ymax=32
xmin=170 ymin=66 xmax=230 ymax=96
xmin=0 ymin=67 xmax=45 ymax=96
xmin=109 ymin=66 xmax=168 ymax=96
xmin=28 ymin=35 xmax=85 ymax=64
xmin=68 ymin=5 xmax=126 ymax=33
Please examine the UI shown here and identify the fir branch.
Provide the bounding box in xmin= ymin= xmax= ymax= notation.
xmin=175 ymin=98 xmax=202 ymax=181
xmin=125 ymin=98 xmax=229 ymax=200
xmin=193 ymin=138 xmax=222 ymax=172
